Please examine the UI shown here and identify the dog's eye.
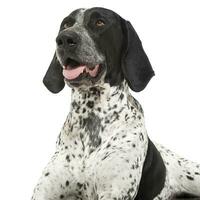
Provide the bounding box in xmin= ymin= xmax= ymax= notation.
xmin=63 ymin=22 xmax=72 ymax=29
xmin=61 ymin=17 xmax=75 ymax=29
xmin=95 ymin=19 xmax=105 ymax=27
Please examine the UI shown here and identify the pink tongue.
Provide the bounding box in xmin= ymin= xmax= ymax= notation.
xmin=63 ymin=65 xmax=99 ymax=80
xmin=63 ymin=65 xmax=85 ymax=80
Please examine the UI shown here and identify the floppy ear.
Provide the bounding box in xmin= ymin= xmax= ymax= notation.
xmin=121 ymin=20 xmax=155 ymax=92
xmin=43 ymin=53 xmax=65 ymax=93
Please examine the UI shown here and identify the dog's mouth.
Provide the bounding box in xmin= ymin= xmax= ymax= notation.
xmin=62 ymin=58 xmax=104 ymax=83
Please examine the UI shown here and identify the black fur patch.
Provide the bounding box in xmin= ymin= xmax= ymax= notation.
xmin=135 ymin=138 xmax=166 ymax=200
xmin=174 ymin=192 xmax=200 ymax=199
xmin=83 ymin=112 xmax=102 ymax=150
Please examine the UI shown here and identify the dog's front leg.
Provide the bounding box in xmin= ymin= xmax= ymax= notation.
xmin=31 ymin=151 xmax=78 ymax=200
xmin=87 ymin=130 xmax=148 ymax=200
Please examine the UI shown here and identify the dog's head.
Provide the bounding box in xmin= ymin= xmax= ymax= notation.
xmin=43 ymin=7 xmax=154 ymax=93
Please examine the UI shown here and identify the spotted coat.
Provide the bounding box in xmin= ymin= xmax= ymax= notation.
xmin=32 ymin=81 xmax=200 ymax=200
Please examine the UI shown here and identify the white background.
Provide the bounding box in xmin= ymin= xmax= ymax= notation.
xmin=0 ymin=0 xmax=200 ymax=199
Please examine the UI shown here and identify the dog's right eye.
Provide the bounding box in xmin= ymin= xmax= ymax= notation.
xmin=61 ymin=18 xmax=75 ymax=29
xmin=63 ymin=22 xmax=72 ymax=29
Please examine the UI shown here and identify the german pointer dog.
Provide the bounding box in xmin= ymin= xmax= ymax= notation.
xmin=31 ymin=7 xmax=200 ymax=200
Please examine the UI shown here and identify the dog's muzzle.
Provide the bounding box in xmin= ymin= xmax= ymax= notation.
xmin=56 ymin=31 xmax=104 ymax=84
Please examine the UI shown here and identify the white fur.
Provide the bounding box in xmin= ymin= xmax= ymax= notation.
xmin=32 ymin=81 xmax=200 ymax=200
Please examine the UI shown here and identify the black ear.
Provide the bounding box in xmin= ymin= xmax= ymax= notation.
xmin=122 ymin=21 xmax=155 ymax=92
xmin=43 ymin=53 xmax=65 ymax=93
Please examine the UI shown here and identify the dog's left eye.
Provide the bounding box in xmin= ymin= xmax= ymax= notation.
xmin=95 ymin=19 xmax=105 ymax=27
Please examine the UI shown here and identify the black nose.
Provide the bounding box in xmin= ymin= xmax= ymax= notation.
xmin=56 ymin=32 xmax=79 ymax=49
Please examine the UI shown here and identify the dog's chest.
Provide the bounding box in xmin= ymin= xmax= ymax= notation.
xmin=58 ymin=106 xmax=135 ymax=156
xmin=56 ymin=111 xmax=145 ymax=199
xmin=58 ymin=93 xmax=144 ymax=153
xmin=53 ymin=86 xmax=148 ymax=199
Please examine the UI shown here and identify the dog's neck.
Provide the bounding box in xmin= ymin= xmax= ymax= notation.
xmin=69 ymin=81 xmax=143 ymax=119
xmin=70 ymin=82 xmax=127 ymax=109
xmin=58 ymin=81 xmax=144 ymax=152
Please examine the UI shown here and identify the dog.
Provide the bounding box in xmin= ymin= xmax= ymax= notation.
xmin=31 ymin=7 xmax=200 ymax=200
